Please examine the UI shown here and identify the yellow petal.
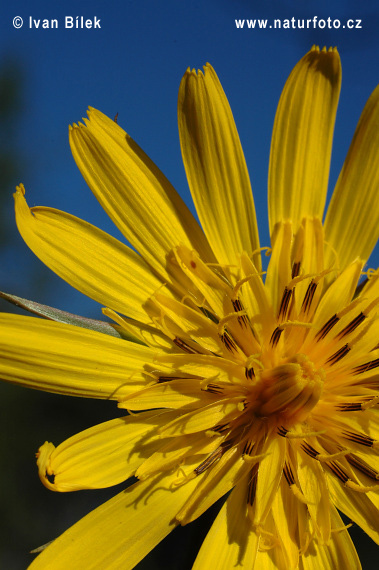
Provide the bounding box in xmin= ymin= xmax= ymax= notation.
xmin=296 ymin=449 xmax=330 ymax=543
xmin=136 ymin=431 xmax=221 ymax=480
xmin=192 ymin=482 xmax=259 ymax=569
xmin=271 ymin=479 xmax=300 ymax=569
xmin=118 ymin=378 xmax=217 ymax=411
xmin=176 ymin=444 xmax=250 ymax=524
xmin=249 ymin=435 xmax=285 ymax=525
xmin=324 ymin=84 xmax=379 ymax=269
xmin=158 ymin=397 xmax=245 ymax=437
xmin=69 ymin=108 xmax=214 ymax=282
xmin=327 ymin=472 xmax=379 ymax=544
xmin=178 ymin=64 xmax=260 ymax=269
xmin=29 ymin=468 xmax=199 ymax=570
xmin=265 ymin=221 xmax=292 ymax=315
xmin=268 ymin=46 xmax=341 ymax=235
xmin=152 ymin=292 xmax=221 ymax=353
xmin=14 ymin=185 xmax=163 ymax=324
xmin=303 ymin=259 xmax=363 ymax=350
xmin=36 ymin=411 xmax=172 ymax=491
xmin=0 ymin=313 xmax=153 ymax=399
xmin=301 ymin=504 xmax=361 ymax=570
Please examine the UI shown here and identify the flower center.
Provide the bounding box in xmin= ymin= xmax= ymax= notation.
xmin=248 ymin=354 xmax=324 ymax=426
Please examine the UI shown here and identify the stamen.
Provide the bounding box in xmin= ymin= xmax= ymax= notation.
xmin=194 ymin=441 xmax=232 ymax=475
xmin=277 ymin=426 xmax=289 ymax=438
xmin=202 ymin=383 xmax=224 ymax=395
xmin=327 ymin=461 xmax=350 ymax=483
xmin=341 ymin=430 xmax=375 ymax=447
xmin=352 ymin=358 xmax=379 ymax=375
xmin=326 ymin=344 xmax=351 ymax=366
xmin=301 ymin=442 xmax=350 ymax=461
xmin=245 ymin=366 xmax=255 ymax=380
xmin=283 ymin=463 xmax=311 ymax=503
xmin=292 ymin=261 xmax=301 ymax=279
xmin=345 ymin=480 xmax=379 ymax=492
xmin=301 ymin=442 xmax=318 ymax=458
xmin=199 ymin=306 xmax=219 ymax=324
xmin=270 ymin=327 xmax=283 ymax=347
xmin=283 ymin=462 xmax=295 ymax=485
xmin=331 ymin=523 xmax=353 ymax=533
xmin=157 ymin=375 xmax=198 ymax=383
xmin=232 ymin=298 xmax=250 ymax=329
xmin=337 ymin=312 xmax=366 ymax=339
xmin=301 ymin=280 xmax=317 ymax=314
xmin=243 ymin=440 xmax=255 ymax=456
xmin=316 ymin=449 xmax=350 ymax=462
xmin=336 ymin=403 xmax=364 ymax=411
xmin=347 ymin=454 xmax=379 ymax=480
xmin=173 ymin=337 xmax=201 ymax=354
xmin=219 ymin=329 xmax=239 ymax=354
xmin=210 ymin=423 xmax=230 ymax=434
xmin=278 ymin=287 xmax=293 ymax=321
xmin=316 ymin=314 xmax=339 ymax=341
xmin=284 ymin=429 xmax=325 ymax=439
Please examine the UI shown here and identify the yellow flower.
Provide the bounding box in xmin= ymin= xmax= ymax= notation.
xmin=2 ymin=45 xmax=379 ymax=569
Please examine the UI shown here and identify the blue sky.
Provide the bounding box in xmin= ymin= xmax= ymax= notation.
xmin=1 ymin=0 xmax=379 ymax=316
xmin=1 ymin=0 xmax=379 ymax=567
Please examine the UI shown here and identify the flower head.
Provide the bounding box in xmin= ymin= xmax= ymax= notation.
xmin=2 ymin=46 xmax=379 ymax=569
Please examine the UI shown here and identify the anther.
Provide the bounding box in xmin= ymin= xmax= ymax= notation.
xmin=232 ymin=298 xmax=250 ymax=328
xmin=292 ymin=261 xmax=301 ymax=279
xmin=283 ymin=462 xmax=295 ymax=485
xmin=326 ymin=344 xmax=351 ymax=366
xmin=173 ymin=337 xmax=201 ymax=354
xmin=277 ymin=426 xmax=289 ymax=438
xmin=199 ymin=306 xmax=219 ymax=324
xmin=347 ymin=454 xmax=379 ymax=480
xmin=341 ymin=430 xmax=375 ymax=447
xmin=352 ymin=358 xmax=379 ymax=375
xmin=336 ymin=402 xmax=363 ymax=411
xmin=301 ymin=280 xmax=317 ymax=314
xmin=202 ymin=383 xmax=224 ymax=395
xmin=270 ymin=327 xmax=283 ymax=347
xmin=327 ymin=461 xmax=350 ymax=483
xmin=194 ymin=441 xmax=232 ymax=475
xmin=245 ymin=366 xmax=255 ymax=380
xmin=278 ymin=287 xmax=293 ymax=321
xmin=219 ymin=329 xmax=239 ymax=353
xmin=316 ymin=314 xmax=339 ymax=341
xmin=337 ymin=312 xmax=366 ymax=339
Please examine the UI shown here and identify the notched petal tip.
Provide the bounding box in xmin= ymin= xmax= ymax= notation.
xmin=305 ymin=44 xmax=341 ymax=85
xmin=36 ymin=441 xmax=57 ymax=491
xmin=14 ymin=183 xmax=26 ymax=199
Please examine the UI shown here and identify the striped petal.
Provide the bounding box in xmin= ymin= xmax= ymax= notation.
xmin=15 ymin=185 xmax=164 ymax=324
xmin=324 ymin=85 xmax=379 ymax=269
xmin=69 ymin=108 xmax=214 ymax=282
xmin=178 ymin=63 xmax=260 ymax=269
xmin=29 ymin=468 xmax=199 ymax=570
xmin=0 ymin=313 xmax=154 ymax=399
xmin=268 ymin=46 xmax=341 ymax=235
xmin=36 ymin=411 xmax=173 ymax=491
